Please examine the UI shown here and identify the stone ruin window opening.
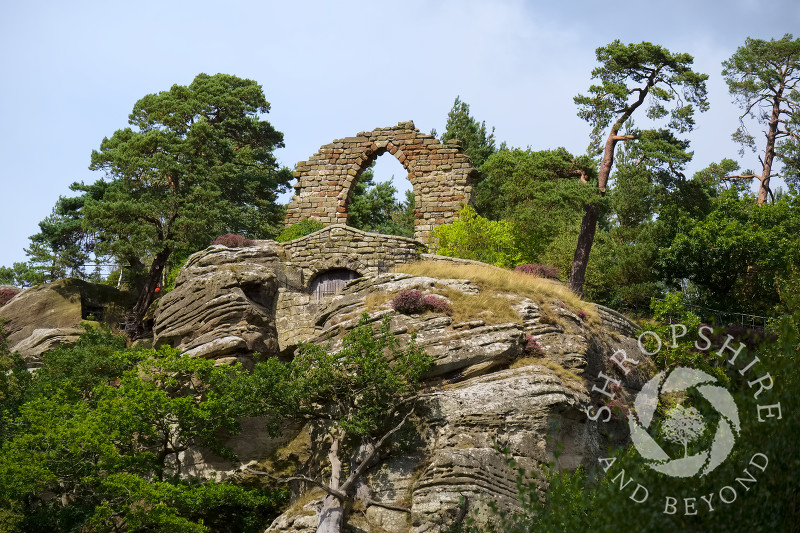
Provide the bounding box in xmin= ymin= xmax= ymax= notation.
xmin=346 ymin=152 xmax=415 ymax=239
xmin=310 ymin=269 xmax=361 ymax=300
xmin=285 ymin=122 xmax=478 ymax=244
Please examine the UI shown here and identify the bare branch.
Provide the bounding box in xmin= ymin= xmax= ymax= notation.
xmin=244 ymin=468 xmax=349 ymax=500
xmin=340 ymin=404 xmax=417 ymax=493
xmin=363 ymin=498 xmax=411 ymax=513
xmin=723 ymin=174 xmax=759 ymax=181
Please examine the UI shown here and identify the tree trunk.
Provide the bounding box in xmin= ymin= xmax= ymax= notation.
xmin=131 ymin=247 xmax=171 ymax=337
xmin=569 ymin=205 xmax=600 ymax=295
xmin=317 ymin=438 xmax=344 ymax=533
xmin=351 ymin=441 xmax=377 ymax=507
xmin=569 ymin=133 xmax=616 ymax=295
xmin=758 ymin=92 xmax=783 ymax=205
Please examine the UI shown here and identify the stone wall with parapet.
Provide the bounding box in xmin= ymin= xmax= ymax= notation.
xmin=284 ymin=121 xmax=478 ymax=243
xmin=279 ymin=224 xmax=425 ymax=288
xmin=275 ymin=224 xmax=425 ymax=350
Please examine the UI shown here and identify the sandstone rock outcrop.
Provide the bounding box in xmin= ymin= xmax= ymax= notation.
xmin=153 ymin=225 xmax=425 ymax=363
xmin=151 ymin=240 xmax=644 ymax=532
xmin=257 ymin=271 xmax=639 ymax=532
xmin=0 ymin=279 xmax=132 ymax=367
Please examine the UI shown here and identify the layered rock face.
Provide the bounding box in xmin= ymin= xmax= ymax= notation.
xmin=3 ymin=227 xmax=644 ymax=532
xmin=261 ymin=274 xmax=641 ymax=533
xmin=0 ymin=279 xmax=132 ymax=367
xmin=150 ymin=238 xmax=643 ymax=532
xmin=153 ymin=244 xmax=290 ymax=366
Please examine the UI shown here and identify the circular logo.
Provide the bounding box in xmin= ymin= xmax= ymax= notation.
xmin=628 ymin=367 xmax=741 ymax=478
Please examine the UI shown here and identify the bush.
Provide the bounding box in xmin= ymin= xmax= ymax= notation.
xmin=275 ymin=220 xmax=325 ymax=242
xmin=391 ymin=290 xmax=451 ymax=315
xmin=431 ymin=205 xmax=522 ymax=268
xmin=211 ymin=233 xmax=255 ymax=247
xmin=524 ymin=334 xmax=544 ymax=356
xmin=422 ymin=294 xmax=452 ymax=314
xmin=0 ymin=287 xmax=20 ymax=307
xmin=514 ymin=264 xmax=560 ymax=280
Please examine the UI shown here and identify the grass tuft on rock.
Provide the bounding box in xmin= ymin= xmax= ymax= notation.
xmin=393 ymin=261 xmax=598 ymax=325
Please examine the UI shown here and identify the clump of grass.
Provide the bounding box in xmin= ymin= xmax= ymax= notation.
xmin=511 ymin=358 xmax=585 ymax=391
xmin=542 ymin=360 xmax=585 ymax=388
xmin=394 ymin=261 xmax=597 ymax=325
xmin=365 ymin=291 xmax=392 ymax=312
xmin=439 ymin=287 xmax=519 ymax=325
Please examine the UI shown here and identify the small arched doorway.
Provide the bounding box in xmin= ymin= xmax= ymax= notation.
xmin=309 ymin=269 xmax=361 ymax=300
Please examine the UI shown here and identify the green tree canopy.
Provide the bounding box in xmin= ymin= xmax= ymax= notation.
xmin=660 ymin=189 xmax=800 ymax=314
xmin=439 ymin=97 xmax=497 ymax=169
xmin=82 ymin=73 xmax=292 ymax=334
xmin=346 ymin=165 xmax=415 ymax=238
xmin=476 ymin=147 xmax=596 ymax=261
xmin=0 ymin=328 xmax=285 ymax=532
xmin=24 ymin=193 xmax=98 ymax=284
xmin=722 ymin=34 xmax=800 ymax=203
xmin=569 ymin=40 xmax=709 ymax=294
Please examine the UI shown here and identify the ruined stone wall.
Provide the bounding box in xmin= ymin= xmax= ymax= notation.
xmin=279 ymin=224 xmax=425 ymax=286
xmin=284 ymin=121 xmax=478 ymax=243
xmin=275 ymin=224 xmax=425 ymax=350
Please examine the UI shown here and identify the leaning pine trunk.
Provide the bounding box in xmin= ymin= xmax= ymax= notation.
xmin=318 ymin=438 xmax=344 ymax=533
xmin=131 ymin=247 xmax=171 ymax=337
xmin=568 ymin=205 xmax=600 ymax=295
xmin=317 ymin=494 xmax=344 ymax=533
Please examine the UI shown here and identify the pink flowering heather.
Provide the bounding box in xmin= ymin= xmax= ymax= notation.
xmin=524 ymin=334 xmax=544 ymax=357
xmin=392 ymin=290 xmax=451 ymax=315
xmin=211 ymin=233 xmax=255 ymax=247
xmin=0 ymin=287 xmax=20 ymax=307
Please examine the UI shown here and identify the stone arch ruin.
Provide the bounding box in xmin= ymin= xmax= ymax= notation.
xmin=285 ymin=121 xmax=479 ymax=243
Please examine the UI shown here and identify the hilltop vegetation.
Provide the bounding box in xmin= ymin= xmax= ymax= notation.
xmin=1 ymin=35 xmax=799 ymax=533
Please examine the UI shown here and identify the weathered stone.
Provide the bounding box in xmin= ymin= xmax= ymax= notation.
xmin=8 ymin=327 xmax=85 ymax=367
xmin=0 ymin=278 xmax=132 ymax=365
xmin=284 ymin=122 xmax=479 ymax=243
xmin=153 ymin=245 xmax=286 ymax=360
xmin=143 ymin=228 xmax=645 ymax=533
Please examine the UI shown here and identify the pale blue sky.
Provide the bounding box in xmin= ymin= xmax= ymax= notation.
xmin=1 ymin=0 xmax=798 ymax=268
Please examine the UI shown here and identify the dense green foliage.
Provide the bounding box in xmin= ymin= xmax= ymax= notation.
xmin=0 ymin=327 xmax=287 ymax=532
xmin=660 ymin=190 xmax=800 ymax=314
xmin=431 ymin=205 xmax=522 ymax=268
xmin=346 ymin=166 xmax=415 ymax=237
xmin=275 ymin=219 xmax=326 ymax=242
xmin=475 ymin=147 xmax=597 ymax=260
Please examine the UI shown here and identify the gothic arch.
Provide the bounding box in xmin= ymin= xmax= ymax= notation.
xmin=284 ymin=121 xmax=479 ymax=243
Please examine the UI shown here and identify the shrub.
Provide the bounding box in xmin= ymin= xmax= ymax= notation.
xmin=524 ymin=334 xmax=544 ymax=356
xmin=391 ymin=290 xmax=451 ymax=315
xmin=211 ymin=233 xmax=255 ymax=247
xmin=0 ymin=287 xmax=20 ymax=307
xmin=422 ymin=294 xmax=452 ymax=315
xmin=514 ymin=264 xmax=560 ymax=280
xmin=430 ymin=205 xmax=522 ymax=268
xmin=276 ymin=220 xmax=325 ymax=242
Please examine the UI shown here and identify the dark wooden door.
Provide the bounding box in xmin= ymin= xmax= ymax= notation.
xmin=311 ymin=269 xmax=359 ymax=300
